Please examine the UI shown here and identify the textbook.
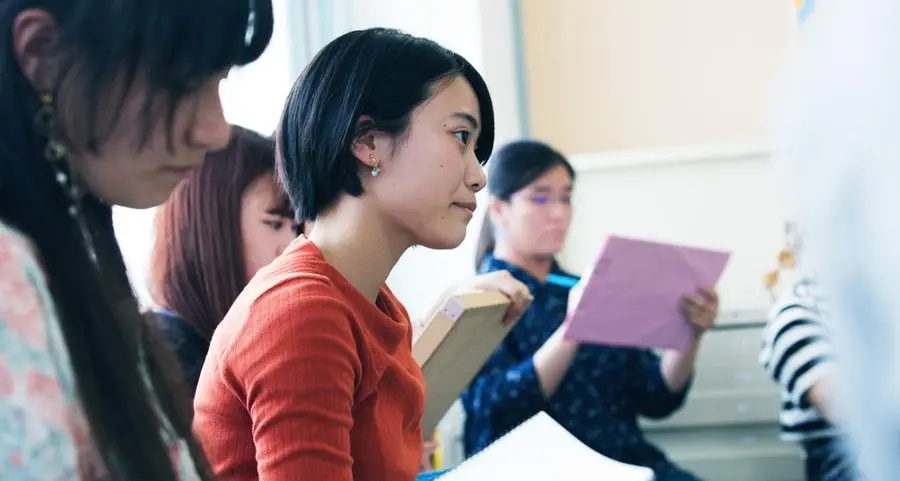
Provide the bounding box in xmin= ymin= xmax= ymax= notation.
xmin=439 ymin=411 xmax=655 ymax=480
xmin=565 ymin=235 xmax=730 ymax=351
xmin=414 ymin=291 xmax=512 ymax=438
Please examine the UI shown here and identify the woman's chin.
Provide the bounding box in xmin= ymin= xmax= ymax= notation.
xmin=416 ymin=228 xmax=467 ymax=251
xmin=103 ymin=185 xmax=176 ymax=210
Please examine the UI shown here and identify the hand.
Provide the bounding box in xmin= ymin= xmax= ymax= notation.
xmin=457 ymin=270 xmax=533 ymax=325
xmin=681 ymin=288 xmax=719 ymax=334
xmin=419 ymin=436 xmax=439 ymax=472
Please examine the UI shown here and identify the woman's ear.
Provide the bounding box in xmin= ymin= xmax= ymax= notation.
xmin=351 ymin=133 xmax=378 ymax=169
xmin=12 ymin=9 xmax=61 ymax=93
xmin=488 ymin=198 xmax=506 ymax=228
xmin=351 ymin=115 xmax=379 ymax=169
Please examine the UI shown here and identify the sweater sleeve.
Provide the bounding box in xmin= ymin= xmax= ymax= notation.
xmin=461 ymin=335 xmax=546 ymax=438
xmin=626 ymin=349 xmax=691 ymax=419
xmin=224 ymin=284 xmax=362 ymax=481
xmin=760 ymin=297 xmax=835 ymax=406
xmin=0 ymin=228 xmax=84 ymax=479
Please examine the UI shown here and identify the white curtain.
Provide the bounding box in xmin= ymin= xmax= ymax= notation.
xmin=286 ymin=0 xmax=351 ymax=77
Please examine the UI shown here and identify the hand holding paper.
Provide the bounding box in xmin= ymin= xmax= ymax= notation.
xmin=681 ymin=287 xmax=720 ymax=334
xmin=564 ymin=235 xmax=730 ymax=351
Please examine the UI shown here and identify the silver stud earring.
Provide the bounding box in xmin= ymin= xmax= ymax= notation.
xmin=369 ymin=153 xmax=381 ymax=177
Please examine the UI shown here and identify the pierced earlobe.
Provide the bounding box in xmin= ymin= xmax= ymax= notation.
xmin=369 ymin=153 xmax=381 ymax=177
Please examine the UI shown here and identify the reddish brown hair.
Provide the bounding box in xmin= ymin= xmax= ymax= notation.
xmin=149 ymin=125 xmax=291 ymax=340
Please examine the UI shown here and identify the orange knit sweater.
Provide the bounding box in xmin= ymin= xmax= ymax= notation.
xmin=193 ymin=238 xmax=426 ymax=481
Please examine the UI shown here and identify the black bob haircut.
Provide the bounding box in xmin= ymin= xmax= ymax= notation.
xmin=277 ymin=27 xmax=495 ymax=221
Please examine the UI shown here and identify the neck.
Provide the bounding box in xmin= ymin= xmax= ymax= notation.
xmin=307 ymin=196 xmax=411 ymax=302
xmin=493 ymin=243 xmax=554 ymax=281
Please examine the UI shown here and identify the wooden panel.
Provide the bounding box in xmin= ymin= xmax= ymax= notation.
xmin=644 ymin=388 xmax=781 ymax=429
xmin=690 ymin=327 xmax=773 ymax=392
xmin=645 ymin=324 xmax=781 ymax=429
xmin=641 ymin=324 xmax=804 ymax=481
xmin=647 ymin=425 xmax=804 ymax=481
xmin=518 ymin=0 xmax=796 ymax=153
xmin=415 ymin=292 xmax=511 ymax=437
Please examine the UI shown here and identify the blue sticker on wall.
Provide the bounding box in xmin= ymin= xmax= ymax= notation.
xmin=796 ymin=0 xmax=815 ymax=23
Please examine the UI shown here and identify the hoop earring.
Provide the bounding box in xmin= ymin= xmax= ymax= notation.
xmin=34 ymin=92 xmax=98 ymax=265
xmin=369 ymin=153 xmax=381 ymax=177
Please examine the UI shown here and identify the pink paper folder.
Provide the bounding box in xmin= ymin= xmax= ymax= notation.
xmin=564 ymin=235 xmax=731 ymax=351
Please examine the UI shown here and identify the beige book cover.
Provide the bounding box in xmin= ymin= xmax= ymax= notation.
xmin=414 ymin=291 xmax=512 ymax=438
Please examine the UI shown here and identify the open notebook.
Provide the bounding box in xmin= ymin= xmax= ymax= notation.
xmin=413 ymin=291 xmax=512 ymax=438
xmin=439 ymin=412 xmax=655 ymax=480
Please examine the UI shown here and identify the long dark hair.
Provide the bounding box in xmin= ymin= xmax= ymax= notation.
xmin=475 ymin=140 xmax=575 ymax=270
xmin=149 ymin=125 xmax=291 ymax=341
xmin=0 ymin=2 xmax=272 ymax=480
xmin=277 ymin=27 xmax=495 ymax=221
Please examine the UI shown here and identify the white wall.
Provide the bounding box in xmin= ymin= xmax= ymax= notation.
xmin=218 ymin=0 xmax=295 ymax=136
xmin=561 ymin=144 xmax=785 ymax=313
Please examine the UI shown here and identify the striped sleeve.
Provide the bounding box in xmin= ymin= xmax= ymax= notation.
xmin=760 ymin=296 xmax=835 ymax=406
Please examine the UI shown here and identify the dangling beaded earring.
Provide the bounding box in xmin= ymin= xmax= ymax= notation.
xmin=369 ymin=153 xmax=381 ymax=177
xmin=34 ymin=92 xmax=98 ymax=265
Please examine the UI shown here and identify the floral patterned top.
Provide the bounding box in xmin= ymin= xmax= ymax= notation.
xmin=0 ymin=220 xmax=199 ymax=480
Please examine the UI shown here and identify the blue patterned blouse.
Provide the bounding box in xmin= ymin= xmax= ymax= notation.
xmin=461 ymin=255 xmax=694 ymax=478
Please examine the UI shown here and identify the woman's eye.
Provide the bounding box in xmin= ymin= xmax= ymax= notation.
xmin=454 ymin=131 xmax=471 ymax=145
xmin=531 ymin=195 xmax=549 ymax=205
xmin=263 ymin=219 xmax=284 ymax=230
